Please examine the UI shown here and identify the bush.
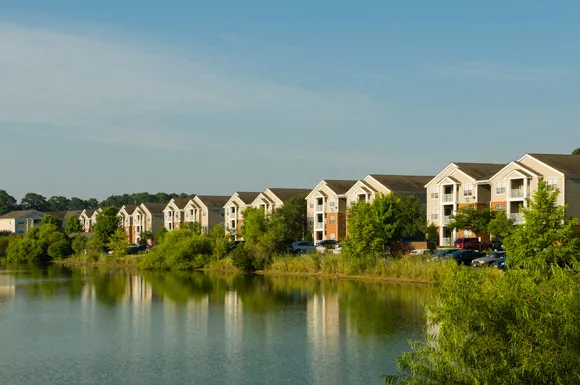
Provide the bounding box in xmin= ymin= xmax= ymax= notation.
xmin=230 ymin=243 xmax=256 ymax=272
xmin=139 ymin=229 xmax=212 ymax=270
xmin=71 ymin=236 xmax=88 ymax=255
xmin=4 ymin=224 xmax=72 ymax=263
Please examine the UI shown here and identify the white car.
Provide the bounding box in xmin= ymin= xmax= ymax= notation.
xmin=471 ymin=251 xmax=506 ymax=267
xmin=408 ymin=249 xmax=432 ymax=256
xmin=333 ymin=243 xmax=342 ymax=255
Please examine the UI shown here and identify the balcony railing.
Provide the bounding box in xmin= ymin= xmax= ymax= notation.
xmin=315 ymin=222 xmax=324 ymax=230
xmin=510 ymin=189 xmax=524 ymax=199
xmin=431 ymin=214 xmax=439 ymax=220
xmin=316 ymin=205 xmax=324 ymax=212
xmin=509 ymin=213 xmax=524 ymax=224
xmin=441 ymin=237 xmax=452 ymax=246
xmin=442 ymin=216 xmax=451 ymax=225
xmin=442 ymin=194 xmax=454 ymax=203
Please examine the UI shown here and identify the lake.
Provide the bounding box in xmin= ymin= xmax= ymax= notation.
xmin=0 ymin=265 xmax=428 ymax=384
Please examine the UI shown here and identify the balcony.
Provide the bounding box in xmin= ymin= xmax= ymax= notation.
xmin=316 ymin=205 xmax=324 ymax=212
xmin=431 ymin=214 xmax=439 ymax=221
xmin=442 ymin=194 xmax=454 ymax=203
xmin=509 ymin=213 xmax=524 ymax=224
xmin=442 ymin=216 xmax=451 ymax=225
xmin=441 ymin=237 xmax=452 ymax=246
xmin=510 ymin=189 xmax=525 ymax=199
xmin=315 ymin=222 xmax=324 ymax=230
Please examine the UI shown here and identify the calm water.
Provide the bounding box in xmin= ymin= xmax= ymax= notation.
xmin=0 ymin=265 xmax=428 ymax=385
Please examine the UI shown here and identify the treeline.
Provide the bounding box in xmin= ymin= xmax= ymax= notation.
xmin=0 ymin=190 xmax=194 ymax=216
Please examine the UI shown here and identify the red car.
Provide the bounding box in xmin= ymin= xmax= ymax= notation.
xmin=454 ymin=237 xmax=493 ymax=250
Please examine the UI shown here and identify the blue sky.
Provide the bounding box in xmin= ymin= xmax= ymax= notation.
xmin=1 ymin=1 xmax=579 ymax=200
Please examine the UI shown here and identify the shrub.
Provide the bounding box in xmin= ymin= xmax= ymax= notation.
xmin=71 ymin=236 xmax=88 ymax=255
xmin=140 ymin=229 xmax=212 ymax=270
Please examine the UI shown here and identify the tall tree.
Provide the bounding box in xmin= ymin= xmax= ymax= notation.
xmin=68 ymin=197 xmax=87 ymax=210
xmin=0 ymin=190 xmax=18 ymax=216
xmin=84 ymin=198 xmax=99 ymax=210
xmin=447 ymin=206 xmax=495 ymax=234
xmin=41 ymin=214 xmax=62 ymax=228
xmin=48 ymin=196 xmax=70 ymax=212
xmin=93 ymin=206 xmax=122 ymax=245
xmin=572 ymin=148 xmax=580 ymax=155
xmin=487 ymin=210 xmax=515 ymax=239
xmin=65 ymin=216 xmax=83 ymax=234
xmin=20 ymin=192 xmax=49 ymax=211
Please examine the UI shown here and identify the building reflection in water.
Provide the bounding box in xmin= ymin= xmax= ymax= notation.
xmin=0 ymin=274 xmax=15 ymax=312
xmin=224 ymin=290 xmax=243 ymax=382
xmin=307 ymin=292 xmax=340 ymax=382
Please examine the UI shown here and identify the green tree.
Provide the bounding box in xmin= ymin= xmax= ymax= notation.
xmin=93 ymin=206 xmax=121 ymax=245
xmin=425 ymin=223 xmax=439 ymax=243
xmin=140 ymin=230 xmax=154 ymax=245
xmin=447 ymin=205 xmax=495 ymax=234
xmin=155 ymin=227 xmax=168 ymax=244
xmin=5 ymin=223 xmax=71 ymax=263
xmin=208 ymin=224 xmax=231 ymax=260
xmin=68 ymin=197 xmax=87 ymax=210
xmin=0 ymin=190 xmax=18 ymax=216
xmin=572 ymin=148 xmax=580 ymax=155
xmin=71 ymin=236 xmax=88 ymax=255
xmin=503 ymin=181 xmax=580 ymax=270
xmin=108 ymin=228 xmax=130 ymax=257
xmin=41 ymin=214 xmax=62 ymax=228
xmin=240 ymin=207 xmax=268 ymax=251
xmin=48 ymin=196 xmax=70 ymax=211
xmin=65 ymin=216 xmax=83 ymax=234
xmin=20 ymin=192 xmax=49 ymax=211
xmin=396 ymin=196 xmax=426 ymax=238
xmin=181 ymin=221 xmax=203 ymax=234
xmin=275 ymin=196 xmax=308 ymax=241
xmin=84 ymin=198 xmax=99 ymax=210
xmin=487 ymin=210 xmax=515 ymax=239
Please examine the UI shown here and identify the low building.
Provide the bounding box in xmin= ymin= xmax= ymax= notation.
xmin=131 ymin=203 xmax=166 ymax=243
xmin=79 ymin=209 xmax=100 ymax=232
xmin=223 ymin=192 xmax=261 ymax=239
xmin=118 ymin=205 xmax=138 ymax=242
xmin=163 ymin=198 xmax=191 ymax=231
xmin=0 ymin=210 xmax=46 ymax=234
xmin=250 ymin=188 xmax=311 ymax=215
xmin=183 ymin=195 xmax=230 ymax=233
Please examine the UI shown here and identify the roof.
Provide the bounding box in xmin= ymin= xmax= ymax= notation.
xmin=141 ymin=202 xmax=168 ymax=214
xmin=0 ymin=210 xmax=44 ymax=219
xmin=48 ymin=210 xmax=81 ymax=221
xmin=172 ymin=198 xmax=191 ymax=209
xmin=453 ymin=163 xmax=506 ymax=181
xmin=267 ymin=188 xmax=311 ymax=202
xmin=236 ymin=192 xmax=262 ymax=204
xmin=368 ymin=175 xmax=434 ymax=192
xmin=82 ymin=209 xmax=96 ymax=218
xmin=527 ymin=153 xmax=580 ymax=175
xmin=120 ymin=205 xmax=138 ymax=214
xmin=196 ymin=195 xmax=231 ymax=208
xmin=323 ymin=180 xmax=358 ymax=195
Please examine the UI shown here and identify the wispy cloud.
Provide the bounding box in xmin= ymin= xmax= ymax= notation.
xmin=0 ymin=22 xmax=383 ymax=150
xmin=423 ymin=61 xmax=578 ymax=82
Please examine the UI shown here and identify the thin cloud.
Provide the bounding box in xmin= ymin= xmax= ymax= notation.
xmin=0 ymin=22 xmax=383 ymax=149
xmin=423 ymin=61 xmax=578 ymax=82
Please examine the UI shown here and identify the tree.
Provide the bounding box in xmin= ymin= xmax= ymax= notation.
xmin=41 ymin=214 xmax=62 ymax=228
xmin=343 ymin=200 xmax=382 ymax=258
xmin=155 ymin=227 xmax=168 ymax=244
xmin=487 ymin=210 xmax=515 ymax=239
xmin=68 ymin=197 xmax=87 ymax=210
xmin=65 ymin=216 xmax=83 ymax=234
xmin=71 ymin=236 xmax=88 ymax=255
xmin=208 ymin=224 xmax=231 ymax=260
xmin=447 ymin=206 xmax=495 ymax=234
xmin=20 ymin=192 xmax=49 ymax=211
xmin=503 ymin=181 xmax=580 ymax=270
xmin=140 ymin=230 xmax=154 ymax=245
xmin=108 ymin=228 xmax=129 ymax=257
xmin=84 ymin=198 xmax=99 ymax=210
xmin=572 ymin=148 xmax=580 ymax=155
xmin=425 ymin=223 xmax=439 ymax=243
xmin=0 ymin=190 xmax=18 ymax=216
xmin=396 ymin=196 xmax=426 ymax=238
xmin=5 ymin=223 xmax=71 ymax=263
xmin=240 ymin=207 xmax=268 ymax=250
xmin=93 ymin=206 xmax=121 ymax=245
xmin=275 ymin=196 xmax=308 ymax=242
xmin=48 ymin=196 xmax=70 ymax=211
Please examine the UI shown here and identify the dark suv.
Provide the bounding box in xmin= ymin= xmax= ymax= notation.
xmin=454 ymin=237 xmax=493 ymax=250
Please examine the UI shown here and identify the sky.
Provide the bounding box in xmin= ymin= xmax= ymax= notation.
xmin=1 ymin=1 xmax=579 ymax=200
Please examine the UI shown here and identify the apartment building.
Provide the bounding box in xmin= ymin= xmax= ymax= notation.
xmin=131 ymin=203 xmax=166 ymax=243
xmin=182 ymin=195 xmax=229 ymax=233
xmin=163 ymin=198 xmax=191 ymax=231
xmin=223 ymin=192 xmax=261 ymax=239
xmin=118 ymin=205 xmax=137 ymax=241
xmin=425 ymin=162 xmax=505 ymax=246
xmin=344 ymin=175 xmax=433 ymax=206
xmin=306 ymin=180 xmax=358 ymax=243
xmin=79 ymin=209 xmax=101 ymax=232
xmin=50 ymin=210 xmax=82 ymax=231
xmin=0 ymin=210 xmax=45 ymax=234
xmin=250 ymin=188 xmax=311 ymax=214
xmin=488 ymin=153 xmax=580 ymax=224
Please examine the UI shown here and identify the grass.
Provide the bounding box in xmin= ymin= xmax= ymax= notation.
xmin=203 ymin=257 xmax=241 ymax=273
xmin=59 ymin=253 xmax=141 ymax=267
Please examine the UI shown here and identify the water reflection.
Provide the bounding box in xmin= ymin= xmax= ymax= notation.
xmin=0 ymin=264 xmax=428 ymax=384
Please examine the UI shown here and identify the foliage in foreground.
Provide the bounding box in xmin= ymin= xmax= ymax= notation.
xmin=385 ymin=181 xmax=580 ymax=384
xmin=3 ymin=223 xmax=72 ymax=263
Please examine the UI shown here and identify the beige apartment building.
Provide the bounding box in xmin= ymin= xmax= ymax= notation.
xmin=163 ymin=198 xmax=191 ymax=231
xmin=344 ymin=174 xmax=433 ymax=206
xmin=250 ymin=188 xmax=311 ymax=215
xmin=131 ymin=203 xmax=166 ymax=243
xmin=306 ymin=180 xmax=358 ymax=243
xmin=0 ymin=210 xmax=45 ymax=234
xmin=182 ymin=195 xmax=229 ymax=234
xmin=425 ymin=162 xmax=505 ymax=246
xmin=223 ymin=192 xmax=261 ymax=239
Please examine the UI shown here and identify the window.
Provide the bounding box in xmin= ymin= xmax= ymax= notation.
xmin=495 ymin=204 xmax=506 ymax=212
xmin=330 ymin=215 xmax=335 ymax=225
xmin=431 ymin=208 xmax=439 ymax=220
xmin=430 ymin=187 xmax=439 ymax=199
xmin=329 ymin=200 xmax=335 ymax=207
xmin=220 ymin=211 xmax=225 ymax=218
xmin=463 ymin=184 xmax=473 ymax=196
xmin=203 ymin=211 xmax=206 ymax=217
xmin=16 ymin=220 xmax=24 ymax=225
xmin=496 ymin=180 xmax=506 ymax=195
xmin=329 ymin=233 xmax=335 ymax=240
xmin=546 ymin=177 xmax=558 ymax=189
xmin=310 ymin=201 xmax=314 ymax=208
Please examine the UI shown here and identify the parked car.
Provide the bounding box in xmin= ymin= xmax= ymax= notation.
xmin=333 ymin=243 xmax=342 ymax=255
xmin=316 ymin=240 xmax=339 ymax=253
xmin=471 ymin=251 xmax=507 ymax=267
xmin=408 ymin=249 xmax=432 ymax=256
xmin=491 ymin=240 xmax=503 ymax=251
xmin=494 ymin=256 xmax=507 ymax=270
xmin=449 ymin=249 xmax=486 ymax=265
xmin=454 ymin=237 xmax=493 ymax=250
xmin=430 ymin=249 xmax=456 ymax=261
xmin=290 ymin=241 xmax=316 ymax=254
xmin=228 ymin=240 xmax=245 ymax=252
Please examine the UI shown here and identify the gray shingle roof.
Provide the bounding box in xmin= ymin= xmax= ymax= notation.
xmin=528 ymin=153 xmax=580 ymax=175
xmin=0 ymin=210 xmax=42 ymax=219
xmin=172 ymin=198 xmax=191 ymax=209
xmin=121 ymin=205 xmax=138 ymax=214
xmin=454 ymin=163 xmax=506 ymax=180
xmin=236 ymin=192 xmax=262 ymax=204
xmin=196 ymin=195 xmax=231 ymax=208
xmin=141 ymin=202 xmax=168 ymax=214
xmin=268 ymin=188 xmax=311 ymax=202
xmin=369 ymin=175 xmax=434 ymax=192
xmin=324 ymin=180 xmax=358 ymax=195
